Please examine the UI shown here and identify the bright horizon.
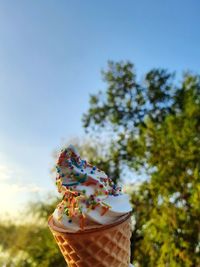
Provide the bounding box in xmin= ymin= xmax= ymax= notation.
xmin=0 ymin=0 xmax=200 ymax=217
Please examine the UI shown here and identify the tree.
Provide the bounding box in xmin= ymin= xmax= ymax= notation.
xmin=82 ymin=61 xmax=200 ymax=266
xmin=0 ymin=197 xmax=66 ymax=267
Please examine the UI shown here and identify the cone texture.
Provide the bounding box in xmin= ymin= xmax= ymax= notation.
xmin=48 ymin=213 xmax=131 ymax=267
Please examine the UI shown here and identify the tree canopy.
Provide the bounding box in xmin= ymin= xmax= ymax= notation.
xmin=0 ymin=197 xmax=66 ymax=267
xmin=82 ymin=61 xmax=200 ymax=266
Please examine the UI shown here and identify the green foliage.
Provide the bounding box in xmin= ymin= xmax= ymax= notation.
xmin=0 ymin=198 xmax=66 ymax=267
xmin=83 ymin=61 xmax=200 ymax=266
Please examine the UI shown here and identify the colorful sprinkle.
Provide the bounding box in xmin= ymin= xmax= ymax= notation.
xmin=54 ymin=145 xmax=124 ymax=230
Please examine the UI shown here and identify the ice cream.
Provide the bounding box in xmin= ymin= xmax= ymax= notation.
xmin=49 ymin=145 xmax=132 ymax=267
xmin=52 ymin=145 xmax=132 ymax=232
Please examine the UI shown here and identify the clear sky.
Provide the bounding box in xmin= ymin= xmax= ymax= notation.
xmin=0 ymin=0 xmax=200 ymax=217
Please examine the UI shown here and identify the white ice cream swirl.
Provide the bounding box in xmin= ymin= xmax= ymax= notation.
xmin=53 ymin=145 xmax=132 ymax=232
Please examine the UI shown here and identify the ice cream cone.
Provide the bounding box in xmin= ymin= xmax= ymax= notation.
xmin=48 ymin=212 xmax=132 ymax=267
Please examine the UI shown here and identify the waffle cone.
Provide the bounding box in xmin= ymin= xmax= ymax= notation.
xmin=48 ymin=213 xmax=132 ymax=267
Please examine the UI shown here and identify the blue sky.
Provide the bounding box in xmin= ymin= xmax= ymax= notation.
xmin=0 ymin=0 xmax=200 ymax=216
